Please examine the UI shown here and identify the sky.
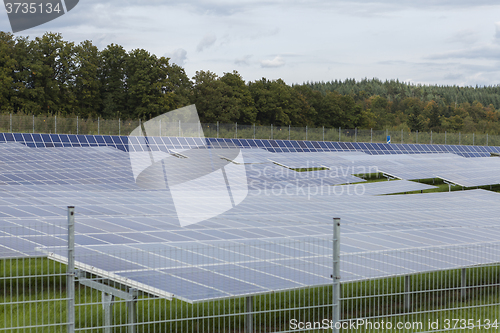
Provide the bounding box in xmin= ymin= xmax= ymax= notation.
xmin=1 ymin=0 xmax=500 ymax=87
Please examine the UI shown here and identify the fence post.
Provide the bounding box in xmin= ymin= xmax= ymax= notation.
xmin=473 ymin=133 xmax=475 ymax=146
xmin=55 ymin=115 xmax=57 ymax=134
xmin=445 ymin=131 xmax=446 ymax=145
xmin=355 ymin=128 xmax=357 ymax=142
xmin=178 ymin=120 xmax=181 ymax=137
xmin=322 ymin=126 xmax=324 ymax=141
xmin=370 ymin=128 xmax=372 ymax=143
xmin=159 ymin=119 xmax=161 ymax=137
xmin=217 ymin=121 xmax=219 ymax=138
xmin=76 ymin=116 xmax=79 ymax=135
xmin=98 ymin=117 xmax=100 ymax=135
xmin=339 ymin=127 xmax=341 ymax=142
xmin=416 ymin=130 xmax=418 ymax=144
xmin=271 ymin=124 xmax=273 ymax=139
xmin=487 ymin=133 xmax=488 ymax=146
xmin=306 ymin=125 xmax=308 ymax=140
xmin=459 ymin=132 xmax=461 ymax=145
xmin=332 ymin=217 xmax=341 ymax=332
xmin=289 ymin=125 xmax=291 ymax=140
xmin=67 ymin=206 xmax=75 ymax=333
xmin=119 ymin=118 xmax=121 ymax=136
xmin=245 ymin=296 xmax=253 ymax=333
xmin=32 ymin=114 xmax=35 ymax=133
xmin=10 ymin=113 xmax=12 ymax=132
xmin=430 ymin=130 xmax=432 ymax=144
xmin=253 ymin=123 xmax=255 ymax=139
xmin=235 ymin=122 xmax=238 ymax=139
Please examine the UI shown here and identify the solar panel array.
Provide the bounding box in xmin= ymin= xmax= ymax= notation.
xmin=2 ymin=132 xmax=500 ymax=302
xmin=1 ymin=132 xmax=498 ymax=157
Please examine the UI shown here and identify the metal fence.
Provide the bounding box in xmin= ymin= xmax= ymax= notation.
xmin=1 ymin=211 xmax=499 ymax=332
xmin=1 ymin=113 xmax=500 ymax=146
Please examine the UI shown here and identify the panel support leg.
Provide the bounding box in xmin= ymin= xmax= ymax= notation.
xmin=245 ymin=296 xmax=253 ymax=333
xmin=127 ymin=288 xmax=138 ymax=333
xmin=461 ymin=268 xmax=467 ymax=299
xmin=102 ymin=292 xmax=114 ymax=333
xmin=404 ymin=275 xmax=410 ymax=311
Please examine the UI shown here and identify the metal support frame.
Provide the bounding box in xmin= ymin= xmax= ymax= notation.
xmin=404 ymin=275 xmax=410 ymax=311
xmin=332 ymin=218 xmax=341 ymax=332
xmin=76 ymin=270 xmax=138 ymax=333
xmin=67 ymin=207 xmax=75 ymax=333
xmin=245 ymin=296 xmax=253 ymax=333
xmin=461 ymin=268 xmax=467 ymax=299
xmin=102 ymin=292 xmax=114 ymax=333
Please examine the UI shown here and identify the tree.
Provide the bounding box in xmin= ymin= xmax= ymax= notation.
xmin=99 ymin=44 xmax=127 ymax=119
xmin=0 ymin=32 xmax=16 ymax=113
xmin=74 ymin=40 xmax=101 ymax=117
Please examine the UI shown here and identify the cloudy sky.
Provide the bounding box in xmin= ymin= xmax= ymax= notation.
xmin=2 ymin=0 xmax=500 ymax=86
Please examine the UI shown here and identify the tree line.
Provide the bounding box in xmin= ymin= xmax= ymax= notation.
xmin=1 ymin=32 xmax=500 ymax=133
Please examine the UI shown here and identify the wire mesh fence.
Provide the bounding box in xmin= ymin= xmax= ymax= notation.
xmin=1 ymin=214 xmax=500 ymax=332
xmin=1 ymin=113 xmax=499 ymax=146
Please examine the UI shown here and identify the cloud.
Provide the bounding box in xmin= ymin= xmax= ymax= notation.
xmin=235 ymin=55 xmax=252 ymax=66
xmin=446 ymin=29 xmax=480 ymax=45
xmin=166 ymin=48 xmax=187 ymax=66
xmin=495 ymin=22 xmax=500 ymax=43
xmin=426 ymin=45 xmax=500 ymax=60
xmin=260 ymin=55 xmax=285 ymax=68
xmin=197 ymin=33 xmax=216 ymax=52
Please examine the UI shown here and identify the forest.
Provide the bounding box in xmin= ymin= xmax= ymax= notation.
xmin=1 ymin=32 xmax=500 ymax=133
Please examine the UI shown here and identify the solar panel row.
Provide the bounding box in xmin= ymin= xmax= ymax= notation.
xmin=0 ymin=132 xmax=498 ymax=157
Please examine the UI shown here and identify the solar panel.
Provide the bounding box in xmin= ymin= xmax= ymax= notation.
xmin=2 ymin=132 xmax=500 ymax=302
